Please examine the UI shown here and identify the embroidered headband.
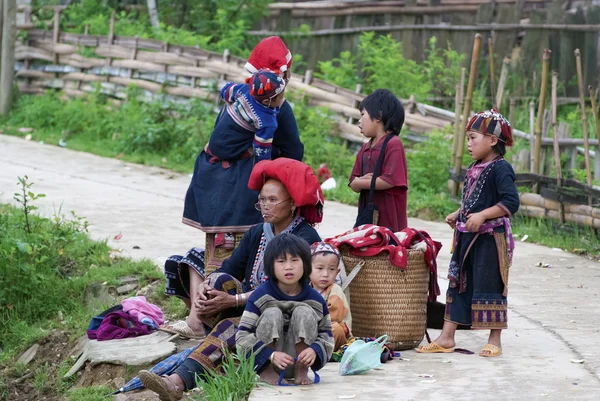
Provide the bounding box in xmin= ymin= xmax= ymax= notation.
xmin=310 ymin=241 xmax=341 ymax=259
xmin=466 ymin=109 xmax=513 ymax=146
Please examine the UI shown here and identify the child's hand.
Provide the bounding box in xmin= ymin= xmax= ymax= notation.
xmin=465 ymin=212 xmax=486 ymax=232
xmin=445 ymin=211 xmax=458 ymax=228
xmin=271 ymin=351 xmax=295 ymax=371
xmin=297 ymin=347 xmax=317 ymax=367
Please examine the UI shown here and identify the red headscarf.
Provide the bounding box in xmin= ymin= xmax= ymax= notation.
xmin=245 ymin=36 xmax=293 ymax=75
xmin=248 ymin=158 xmax=324 ymax=224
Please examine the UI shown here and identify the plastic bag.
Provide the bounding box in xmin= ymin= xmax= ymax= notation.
xmin=338 ymin=335 xmax=388 ymax=375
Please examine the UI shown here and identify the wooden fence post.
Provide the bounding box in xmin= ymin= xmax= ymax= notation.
xmin=0 ymin=0 xmax=17 ymax=116
xmin=488 ymin=37 xmax=496 ymax=109
xmin=589 ymin=86 xmax=600 ymax=182
xmin=452 ymin=34 xmax=481 ymax=198
xmin=303 ymin=69 xmax=313 ymax=85
xmin=495 ymin=57 xmax=509 ymax=111
xmin=450 ymin=67 xmax=465 ymax=168
xmin=534 ymin=49 xmax=550 ymax=180
xmin=128 ymin=36 xmax=139 ymax=79
xmin=52 ymin=7 xmax=60 ymax=64
xmin=574 ymin=49 xmax=593 ymax=198
xmin=106 ymin=11 xmax=115 ymax=67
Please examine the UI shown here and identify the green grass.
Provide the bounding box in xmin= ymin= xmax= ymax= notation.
xmin=512 ymin=215 xmax=600 ymax=254
xmin=0 ymin=182 xmax=163 ymax=362
xmin=66 ymin=386 xmax=113 ymax=401
xmin=193 ymin=351 xmax=260 ymax=401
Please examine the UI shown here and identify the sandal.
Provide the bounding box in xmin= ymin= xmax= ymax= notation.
xmin=479 ymin=343 xmax=502 ymax=357
xmin=138 ymin=370 xmax=184 ymax=401
xmin=415 ymin=341 xmax=455 ymax=353
xmin=159 ymin=320 xmax=205 ymax=340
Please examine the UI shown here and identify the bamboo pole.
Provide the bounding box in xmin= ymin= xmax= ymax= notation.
xmin=0 ymin=0 xmax=17 ymax=116
xmin=551 ymin=71 xmax=564 ymax=224
xmin=452 ymin=34 xmax=482 ymax=198
xmin=495 ymin=57 xmax=510 ymax=111
xmin=488 ymin=37 xmax=497 ymax=109
xmin=450 ymin=67 xmax=466 ymax=167
xmin=534 ymin=49 xmax=551 ymax=178
xmin=574 ymin=49 xmax=593 ymax=194
xmin=589 ymin=85 xmax=600 ymax=182
xmin=529 ymin=101 xmax=535 ymax=171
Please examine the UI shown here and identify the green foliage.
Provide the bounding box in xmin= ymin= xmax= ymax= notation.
xmin=0 ymin=186 xmax=160 ymax=358
xmin=358 ymin=32 xmax=431 ymax=100
xmin=33 ymin=363 xmax=50 ymax=394
xmin=512 ymin=216 xmax=600 ymax=255
xmin=423 ymin=37 xmax=466 ymax=99
xmin=66 ymin=386 xmax=113 ymax=401
xmin=13 ymin=176 xmax=46 ymax=234
xmin=315 ymin=33 xmax=464 ymax=102
xmin=315 ymin=51 xmax=360 ymax=90
xmin=39 ymin=0 xmax=268 ymax=56
xmin=291 ymin=94 xmax=356 ymax=179
xmin=193 ymin=350 xmax=259 ymax=401
xmin=404 ymin=128 xmax=459 ymax=219
xmin=0 ymin=376 xmax=6 ymax=401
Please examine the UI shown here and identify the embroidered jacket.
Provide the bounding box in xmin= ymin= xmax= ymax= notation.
xmin=221 ymin=82 xmax=280 ymax=162
xmin=236 ymin=279 xmax=334 ymax=372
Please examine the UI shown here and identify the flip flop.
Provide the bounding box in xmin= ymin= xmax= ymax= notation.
xmin=415 ymin=341 xmax=455 ymax=353
xmin=138 ymin=370 xmax=184 ymax=401
xmin=479 ymin=343 xmax=502 ymax=357
xmin=159 ymin=321 xmax=205 ymax=340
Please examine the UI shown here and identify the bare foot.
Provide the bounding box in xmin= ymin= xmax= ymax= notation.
xmin=259 ymin=366 xmax=280 ymax=385
xmin=293 ymin=363 xmax=313 ymax=385
xmin=431 ymin=334 xmax=455 ymax=350
xmin=184 ymin=316 xmax=206 ymax=337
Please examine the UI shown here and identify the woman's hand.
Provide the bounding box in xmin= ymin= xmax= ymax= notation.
xmin=297 ymin=348 xmax=317 ymax=367
xmin=445 ymin=211 xmax=459 ymax=229
xmin=196 ymin=282 xmax=212 ymax=301
xmin=271 ymin=351 xmax=295 ymax=371
xmin=465 ymin=212 xmax=486 ymax=233
xmin=194 ymin=288 xmax=234 ymax=317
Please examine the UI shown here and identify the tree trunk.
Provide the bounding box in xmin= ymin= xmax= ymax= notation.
xmin=147 ymin=0 xmax=159 ymax=28
xmin=0 ymin=0 xmax=17 ymax=116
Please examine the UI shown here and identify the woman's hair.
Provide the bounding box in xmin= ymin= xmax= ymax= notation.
xmin=359 ymin=89 xmax=405 ymax=135
xmin=263 ymin=233 xmax=312 ymax=283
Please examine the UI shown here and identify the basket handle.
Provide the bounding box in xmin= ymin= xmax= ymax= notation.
xmin=341 ymin=261 xmax=365 ymax=291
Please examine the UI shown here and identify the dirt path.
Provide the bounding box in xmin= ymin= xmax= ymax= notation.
xmin=1 ymin=134 xmax=599 ymax=401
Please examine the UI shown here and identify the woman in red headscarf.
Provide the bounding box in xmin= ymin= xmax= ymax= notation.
xmin=141 ymin=159 xmax=324 ymax=399
xmin=181 ymin=37 xmax=303 ymax=261
xmin=161 ymin=37 xmax=304 ymax=337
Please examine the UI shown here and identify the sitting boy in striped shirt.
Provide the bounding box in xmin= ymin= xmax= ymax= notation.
xmin=236 ymin=233 xmax=334 ymax=385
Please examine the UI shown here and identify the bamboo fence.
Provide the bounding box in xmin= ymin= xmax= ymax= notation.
xmin=13 ymin=8 xmax=456 ymax=146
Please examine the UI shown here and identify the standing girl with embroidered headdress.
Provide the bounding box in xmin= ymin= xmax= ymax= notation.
xmin=416 ymin=109 xmax=519 ymax=358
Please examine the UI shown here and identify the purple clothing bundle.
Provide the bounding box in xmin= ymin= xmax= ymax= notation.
xmin=86 ymin=296 xmax=164 ymax=341
xmin=87 ymin=311 xmax=152 ymax=341
xmin=121 ymin=296 xmax=164 ymax=329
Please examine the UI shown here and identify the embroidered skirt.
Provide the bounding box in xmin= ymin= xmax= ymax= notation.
xmin=182 ymin=151 xmax=262 ymax=233
xmin=445 ymin=232 xmax=509 ymax=329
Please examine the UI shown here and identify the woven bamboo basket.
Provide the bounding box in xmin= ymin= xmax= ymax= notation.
xmin=204 ymin=233 xmax=245 ymax=275
xmin=341 ymin=248 xmax=429 ymax=351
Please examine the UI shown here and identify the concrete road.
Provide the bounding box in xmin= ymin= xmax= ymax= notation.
xmin=1 ymin=134 xmax=599 ymax=401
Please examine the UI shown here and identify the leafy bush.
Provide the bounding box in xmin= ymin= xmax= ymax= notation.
xmin=0 ymin=179 xmax=160 ymax=356
xmin=316 ymin=51 xmax=360 ymax=90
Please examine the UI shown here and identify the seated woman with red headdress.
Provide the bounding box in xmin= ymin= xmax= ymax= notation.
xmin=139 ymin=159 xmax=324 ymax=400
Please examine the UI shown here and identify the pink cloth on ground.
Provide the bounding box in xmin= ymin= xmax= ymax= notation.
xmin=121 ymin=296 xmax=164 ymax=328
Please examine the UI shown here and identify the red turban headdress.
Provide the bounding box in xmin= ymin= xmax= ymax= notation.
xmin=248 ymin=158 xmax=324 ymax=224
xmin=245 ymin=36 xmax=293 ymax=75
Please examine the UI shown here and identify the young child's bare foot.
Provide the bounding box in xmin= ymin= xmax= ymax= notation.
xmin=293 ymin=363 xmax=313 ymax=385
xmin=259 ymin=366 xmax=280 ymax=385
